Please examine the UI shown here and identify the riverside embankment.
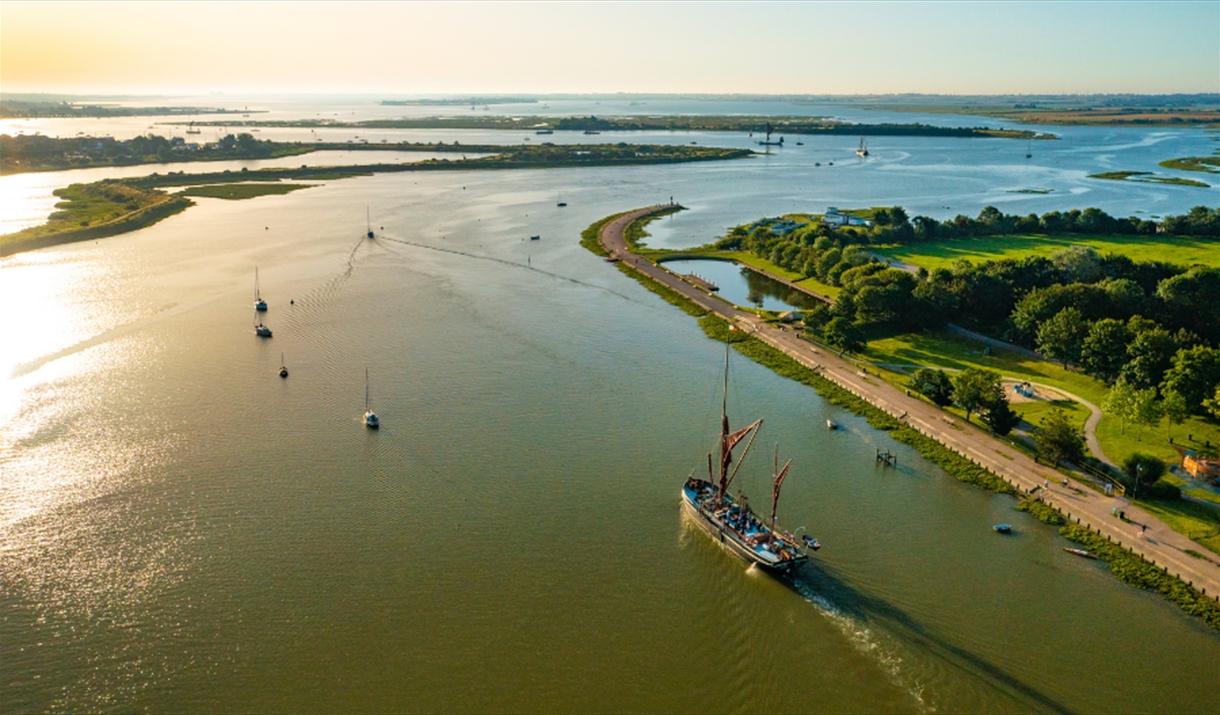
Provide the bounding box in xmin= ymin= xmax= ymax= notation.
xmin=600 ymin=205 xmax=1220 ymax=609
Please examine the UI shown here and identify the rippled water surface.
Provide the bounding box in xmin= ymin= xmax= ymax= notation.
xmin=3 ymin=102 xmax=1220 ymax=713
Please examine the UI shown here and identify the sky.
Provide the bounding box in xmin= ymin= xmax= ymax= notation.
xmin=2 ymin=1 xmax=1217 ymax=96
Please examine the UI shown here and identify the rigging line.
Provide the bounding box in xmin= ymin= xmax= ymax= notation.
xmin=374 ymin=233 xmax=640 ymax=304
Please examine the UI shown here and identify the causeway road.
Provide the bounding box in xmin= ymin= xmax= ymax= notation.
xmin=601 ymin=205 xmax=1220 ymax=600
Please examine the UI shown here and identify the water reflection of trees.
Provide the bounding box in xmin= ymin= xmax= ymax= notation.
xmin=740 ymin=268 xmax=821 ymax=310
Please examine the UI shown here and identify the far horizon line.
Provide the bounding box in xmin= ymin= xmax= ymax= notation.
xmin=3 ymin=91 xmax=1219 ymax=101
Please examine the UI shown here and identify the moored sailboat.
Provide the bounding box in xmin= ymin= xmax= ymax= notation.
xmin=254 ymin=267 xmax=267 ymax=311
xmin=681 ymin=330 xmax=812 ymax=573
xmin=364 ymin=368 xmax=379 ymax=429
xmin=856 ymin=136 xmax=869 ymax=157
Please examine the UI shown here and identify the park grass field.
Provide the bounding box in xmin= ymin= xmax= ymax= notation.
xmin=858 ymin=328 xmax=1220 ymax=470
xmin=874 ymin=232 xmax=1220 ymax=272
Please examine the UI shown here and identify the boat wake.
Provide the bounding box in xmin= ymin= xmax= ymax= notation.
xmin=375 ymin=233 xmax=641 ymax=304
xmin=790 ymin=577 xmax=933 ymax=713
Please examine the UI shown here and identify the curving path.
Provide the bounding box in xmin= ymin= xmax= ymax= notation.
xmin=601 ymin=205 xmax=1220 ymax=602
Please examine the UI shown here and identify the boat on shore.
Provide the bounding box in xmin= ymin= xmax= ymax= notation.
xmin=1063 ymin=547 xmax=1097 ymax=559
xmin=681 ymin=333 xmax=812 ymax=573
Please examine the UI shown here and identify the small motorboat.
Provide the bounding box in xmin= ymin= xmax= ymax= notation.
xmin=279 ymin=353 xmax=288 ymax=378
xmin=795 ymin=141 xmax=804 ymax=146
xmin=815 ymin=162 xmax=821 ymax=167
xmin=826 ymin=420 xmax=838 ymax=430
xmin=994 ymin=524 xmax=1012 ymax=533
xmin=557 ymin=202 xmax=567 ymax=207
xmin=1063 ymin=547 xmax=1098 ymax=559
xmin=530 ymin=235 xmax=541 ymax=241
xmin=801 ymin=535 xmax=821 ymax=551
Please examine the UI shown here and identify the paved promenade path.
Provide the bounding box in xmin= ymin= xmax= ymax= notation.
xmin=602 ymin=205 xmax=1220 ymax=601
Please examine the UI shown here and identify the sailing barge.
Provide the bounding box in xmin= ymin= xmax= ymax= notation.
xmin=681 ymin=336 xmax=814 ymax=573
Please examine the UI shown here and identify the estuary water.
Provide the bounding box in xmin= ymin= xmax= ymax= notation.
xmin=3 ymin=101 xmax=1220 ymax=713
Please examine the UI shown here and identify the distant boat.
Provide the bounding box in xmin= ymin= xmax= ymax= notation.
xmin=856 ymin=137 xmax=869 ymax=157
xmin=994 ymin=524 xmax=1012 ymax=533
xmin=530 ymin=235 xmax=541 ymax=241
xmin=583 ymin=130 xmax=600 ymax=135
xmin=1026 ymin=137 xmax=1033 ymax=159
xmin=795 ymin=141 xmax=804 ymax=146
xmin=254 ymin=267 xmax=268 ymax=312
xmin=815 ymin=162 xmax=821 ymax=167
xmin=756 ymin=122 xmax=784 ymax=147
xmin=557 ymin=202 xmax=567 ymax=208
xmin=254 ymin=312 xmax=272 ymax=338
xmin=186 ymin=122 xmax=201 ymax=135
xmin=366 ymin=208 xmax=375 ymax=239
xmin=279 ymin=353 xmax=288 ymax=378
xmin=536 ymin=129 xmax=554 ymax=135
xmin=826 ymin=420 xmax=837 ymax=430
xmin=1063 ymin=547 xmax=1097 ymax=559
xmin=364 ymin=368 xmax=379 ymax=429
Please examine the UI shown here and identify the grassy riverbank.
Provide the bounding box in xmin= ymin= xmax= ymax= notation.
xmin=1089 ymin=171 xmax=1209 ymax=188
xmin=3 ymin=144 xmax=749 ymax=256
xmin=0 ymin=181 xmax=193 ymax=256
xmin=177 ymin=183 xmax=316 ymax=200
xmin=1160 ymin=157 xmax=1220 ymax=173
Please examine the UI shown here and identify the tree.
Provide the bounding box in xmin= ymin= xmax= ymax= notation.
xmin=1036 ymin=307 xmax=1089 ymax=366
xmin=822 ymin=317 xmax=863 ymax=354
xmin=1101 ymin=379 xmax=1137 ymax=435
xmin=1130 ymin=385 xmax=1163 ymax=435
xmin=981 ymin=386 xmax=1020 ymax=436
xmin=951 ymin=368 xmax=1001 ymax=423
xmin=1122 ymin=453 xmax=1166 ymax=495
xmin=1119 ymin=323 xmax=1179 ymax=390
xmin=910 ymin=368 xmax=953 ymax=407
xmin=1160 ymin=345 xmax=1220 ymax=413
xmin=1204 ymin=385 xmax=1220 ymax=421
xmin=1162 ymin=389 xmax=1189 ymax=439
xmin=1080 ymin=318 xmax=1133 ymax=383
xmin=1036 ymin=409 xmax=1086 ymax=466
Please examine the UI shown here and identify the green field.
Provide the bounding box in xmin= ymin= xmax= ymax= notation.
xmin=874 ymin=233 xmax=1220 ymax=272
xmin=178 ymin=183 xmax=315 ymax=200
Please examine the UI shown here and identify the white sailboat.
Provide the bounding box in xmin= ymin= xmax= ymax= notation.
xmin=366 ymin=208 xmax=375 ymax=240
xmin=364 ymin=368 xmax=379 ymax=429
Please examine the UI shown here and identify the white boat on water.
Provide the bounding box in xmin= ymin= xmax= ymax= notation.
xmin=364 ymin=368 xmax=379 ymax=429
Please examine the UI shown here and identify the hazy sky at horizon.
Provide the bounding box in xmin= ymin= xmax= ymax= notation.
xmin=3 ymin=1 xmax=1217 ymax=96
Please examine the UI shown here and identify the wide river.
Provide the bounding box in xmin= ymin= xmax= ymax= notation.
xmin=2 ymin=99 xmax=1219 ymax=713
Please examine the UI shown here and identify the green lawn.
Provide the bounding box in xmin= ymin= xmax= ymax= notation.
xmin=1135 ymin=497 xmax=1220 ymax=556
xmin=874 ymin=233 xmax=1220 ymax=272
xmin=178 ymin=183 xmax=315 ymax=200
xmin=1010 ymin=398 xmax=1089 ymax=431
